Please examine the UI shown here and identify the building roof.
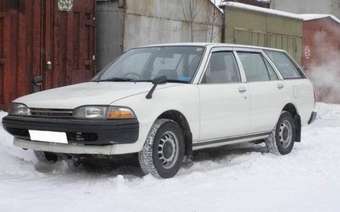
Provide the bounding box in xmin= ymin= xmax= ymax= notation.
xmin=220 ymin=2 xmax=340 ymax=24
xmin=298 ymin=14 xmax=340 ymax=24
xmin=209 ymin=0 xmax=224 ymax=12
xmin=221 ymin=2 xmax=304 ymax=20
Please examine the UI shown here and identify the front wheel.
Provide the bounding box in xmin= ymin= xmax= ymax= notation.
xmin=138 ymin=119 xmax=185 ymax=178
xmin=265 ymin=111 xmax=296 ymax=155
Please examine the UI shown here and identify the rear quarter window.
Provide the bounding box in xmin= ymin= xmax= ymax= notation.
xmin=265 ymin=50 xmax=305 ymax=79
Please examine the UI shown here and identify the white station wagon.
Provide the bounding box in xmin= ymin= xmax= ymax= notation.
xmin=2 ymin=43 xmax=316 ymax=178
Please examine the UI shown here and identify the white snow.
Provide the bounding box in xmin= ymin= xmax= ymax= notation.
xmin=220 ymin=2 xmax=340 ymax=25
xmin=221 ymin=2 xmax=304 ymax=20
xmin=1 ymin=104 xmax=340 ymax=212
xmin=298 ymin=14 xmax=340 ymax=24
xmin=210 ymin=0 xmax=222 ymax=6
xmin=210 ymin=0 xmax=224 ymax=12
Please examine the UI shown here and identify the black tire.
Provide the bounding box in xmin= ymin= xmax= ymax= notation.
xmin=34 ymin=151 xmax=59 ymax=163
xmin=138 ymin=119 xmax=185 ymax=178
xmin=266 ymin=111 xmax=297 ymax=155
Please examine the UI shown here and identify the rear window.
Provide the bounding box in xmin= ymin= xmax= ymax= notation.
xmin=265 ymin=50 xmax=304 ymax=79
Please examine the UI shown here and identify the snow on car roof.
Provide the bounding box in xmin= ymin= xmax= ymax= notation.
xmin=298 ymin=14 xmax=340 ymax=24
xmin=221 ymin=2 xmax=304 ymax=20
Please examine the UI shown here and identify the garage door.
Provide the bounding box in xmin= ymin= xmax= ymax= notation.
xmin=0 ymin=0 xmax=96 ymax=111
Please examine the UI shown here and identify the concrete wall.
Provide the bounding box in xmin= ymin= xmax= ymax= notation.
xmin=123 ymin=0 xmax=223 ymax=49
xmin=271 ymin=0 xmax=340 ymax=18
xmin=96 ymin=0 xmax=224 ymax=70
xmin=224 ymin=5 xmax=303 ymax=63
xmin=96 ymin=0 xmax=125 ymax=70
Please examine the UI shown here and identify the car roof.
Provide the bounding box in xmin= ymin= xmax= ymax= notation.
xmin=141 ymin=42 xmax=286 ymax=53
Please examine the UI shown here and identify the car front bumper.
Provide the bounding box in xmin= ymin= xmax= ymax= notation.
xmin=13 ymin=138 xmax=117 ymax=155
xmin=2 ymin=115 xmax=139 ymax=145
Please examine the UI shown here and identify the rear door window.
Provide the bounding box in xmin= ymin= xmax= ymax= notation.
xmin=237 ymin=52 xmax=272 ymax=82
xmin=265 ymin=50 xmax=304 ymax=79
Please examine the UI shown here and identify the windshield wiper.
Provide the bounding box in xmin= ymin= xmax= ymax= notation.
xmin=164 ymin=79 xmax=189 ymax=84
xmin=146 ymin=76 xmax=168 ymax=99
xmin=95 ymin=78 xmax=189 ymax=84
xmin=95 ymin=77 xmax=136 ymax=82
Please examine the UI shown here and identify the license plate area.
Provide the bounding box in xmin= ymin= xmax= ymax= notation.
xmin=29 ymin=130 xmax=68 ymax=144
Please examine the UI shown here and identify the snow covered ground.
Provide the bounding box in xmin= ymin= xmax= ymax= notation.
xmin=0 ymin=103 xmax=340 ymax=212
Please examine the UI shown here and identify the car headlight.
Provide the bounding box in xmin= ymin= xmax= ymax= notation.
xmin=10 ymin=103 xmax=31 ymax=116
xmin=73 ymin=106 xmax=136 ymax=120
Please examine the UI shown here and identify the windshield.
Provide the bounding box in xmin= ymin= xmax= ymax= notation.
xmin=94 ymin=46 xmax=205 ymax=83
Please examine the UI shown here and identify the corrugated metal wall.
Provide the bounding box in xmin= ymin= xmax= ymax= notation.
xmin=0 ymin=0 xmax=96 ymax=110
xmin=224 ymin=5 xmax=303 ymax=63
xmin=0 ymin=0 xmax=6 ymax=110
xmin=303 ymin=18 xmax=340 ymax=69
xmin=96 ymin=0 xmax=125 ymax=71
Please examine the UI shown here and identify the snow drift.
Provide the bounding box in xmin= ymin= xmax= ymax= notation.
xmin=0 ymin=104 xmax=340 ymax=212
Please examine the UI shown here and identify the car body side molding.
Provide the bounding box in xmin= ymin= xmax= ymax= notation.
xmin=193 ymin=132 xmax=271 ymax=150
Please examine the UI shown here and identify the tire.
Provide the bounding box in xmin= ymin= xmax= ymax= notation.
xmin=265 ymin=111 xmax=297 ymax=155
xmin=34 ymin=151 xmax=59 ymax=163
xmin=138 ymin=119 xmax=185 ymax=178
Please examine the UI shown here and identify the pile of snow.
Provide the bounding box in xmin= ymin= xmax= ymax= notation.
xmin=0 ymin=112 xmax=36 ymax=177
xmin=1 ymin=104 xmax=340 ymax=212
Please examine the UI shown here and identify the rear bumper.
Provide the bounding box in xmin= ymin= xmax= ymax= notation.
xmin=2 ymin=115 xmax=139 ymax=145
xmin=308 ymin=111 xmax=317 ymax=124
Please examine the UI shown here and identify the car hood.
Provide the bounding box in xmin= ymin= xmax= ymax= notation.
xmin=14 ymin=82 xmax=181 ymax=109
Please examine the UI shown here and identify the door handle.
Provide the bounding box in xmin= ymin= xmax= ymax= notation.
xmin=277 ymin=83 xmax=284 ymax=90
xmin=46 ymin=61 xmax=52 ymax=70
xmin=32 ymin=75 xmax=43 ymax=93
xmin=32 ymin=75 xmax=43 ymax=86
xmin=238 ymin=86 xmax=247 ymax=93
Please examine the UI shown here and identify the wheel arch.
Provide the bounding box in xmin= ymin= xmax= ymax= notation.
xmin=282 ymin=103 xmax=301 ymax=142
xmin=157 ymin=110 xmax=193 ymax=158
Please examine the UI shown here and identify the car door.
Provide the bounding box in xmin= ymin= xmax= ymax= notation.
xmin=264 ymin=50 xmax=315 ymax=125
xmin=198 ymin=49 xmax=250 ymax=142
xmin=236 ymin=50 xmax=286 ymax=134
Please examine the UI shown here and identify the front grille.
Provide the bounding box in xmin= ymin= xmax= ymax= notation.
xmin=68 ymin=132 xmax=98 ymax=142
xmin=30 ymin=108 xmax=73 ymax=119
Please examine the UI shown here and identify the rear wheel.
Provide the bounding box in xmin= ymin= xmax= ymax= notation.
xmin=266 ymin=111 xmax=296 ymax=155
xmin=138 ymin=119 xmax=185 ymax=178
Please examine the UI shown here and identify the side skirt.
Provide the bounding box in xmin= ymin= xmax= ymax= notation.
xmin=192 ymin=132 xmax=271 ymax=151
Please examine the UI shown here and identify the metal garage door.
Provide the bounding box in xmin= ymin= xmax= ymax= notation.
xmin=0 ymin=0 xmax=96 ymax=111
